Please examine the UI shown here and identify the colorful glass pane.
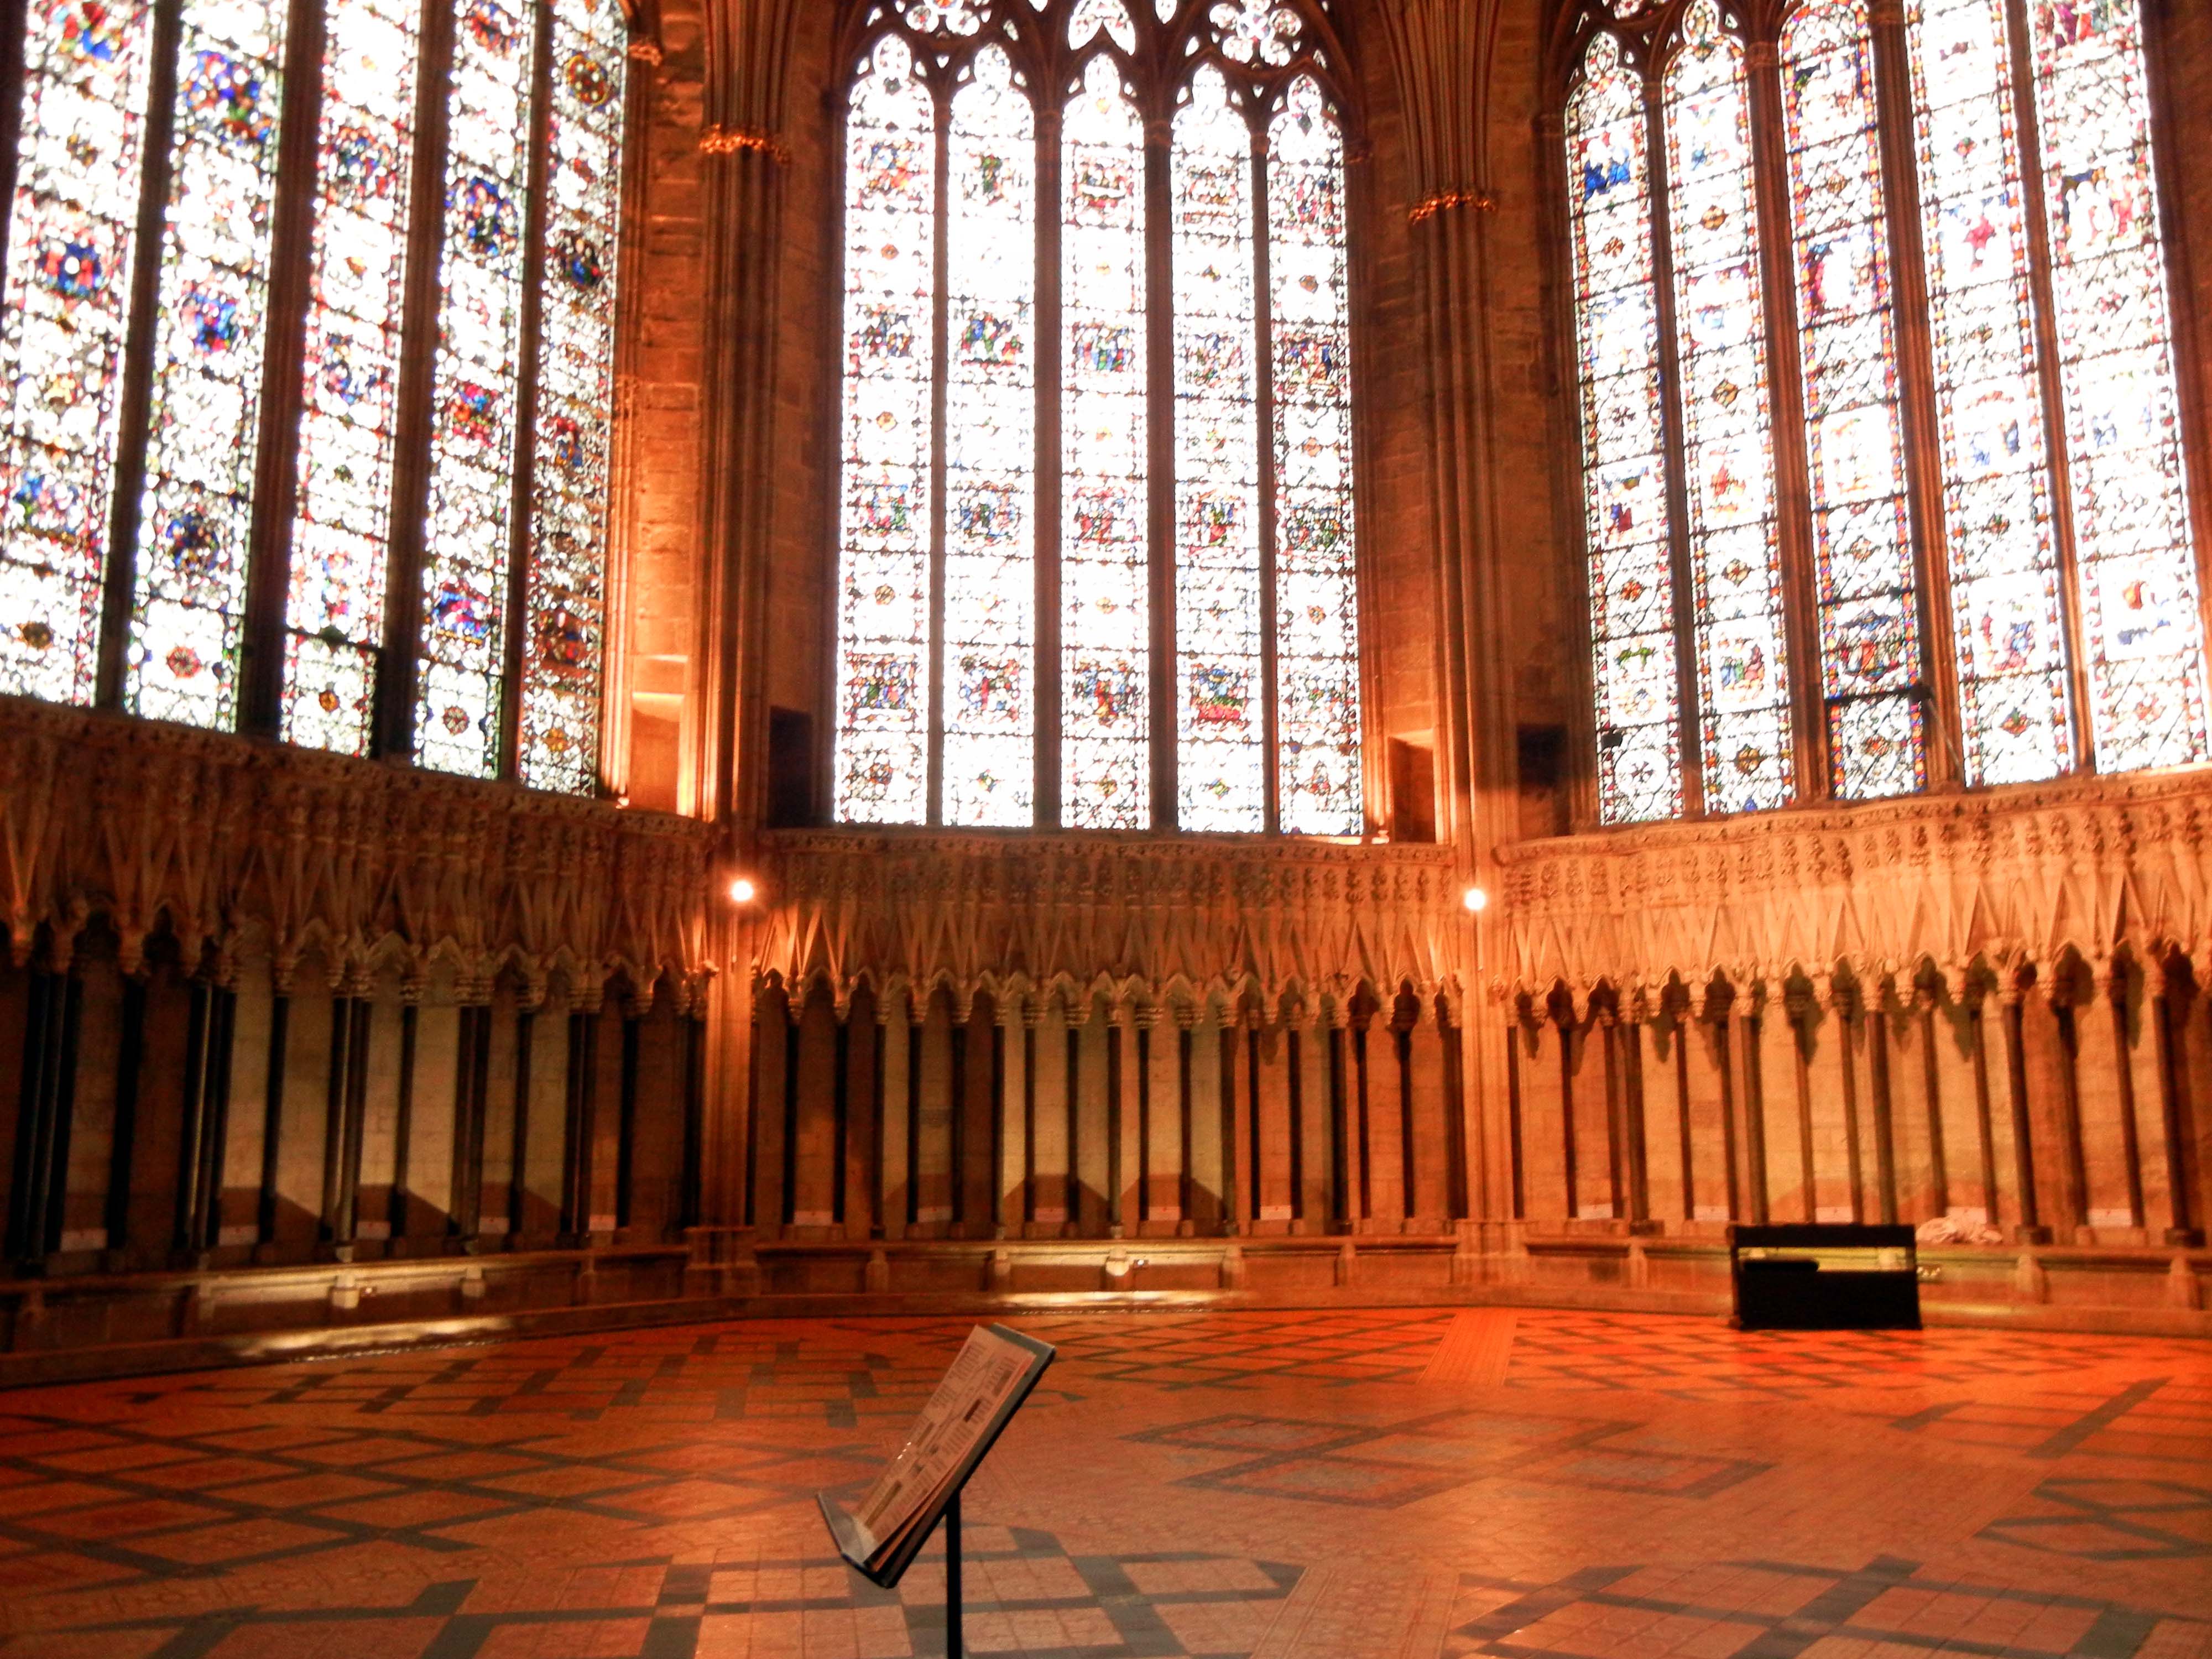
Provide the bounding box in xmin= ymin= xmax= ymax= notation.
xmin=1665 ymin=0 xmax=1792 ymax=817
xmin=283 ymin=0 xmax=420 ymax=755
xmin=1062 ymin=54 xmax=1149 ymax=827
xmin=2028 ymin=0 xmax=2208 ymax=772
xmin=1782 ymin=0 xmax=1927 ymax=800
xmin=1907 ymin=0 xmax=2070 ymax=784
xmin=519 ymin=0 xmax=625 ymax=794
xmin=412 ymin=0 xmax=536 ymax=776
xmin=0 ymin=0 xmax=158 ymax=706
xmin=834 ymin=35 xmax=936 ymax=825
xmin=1172 ymin=66 xmax=1263 ymax=832
xmin=1569 ymin=34 xmax=1681 ymax=825
xmin=1210 ymin=0 xmax=1299 ymax=65
xmin=942 ymin=46 xmax=1035 ymax=827
xmin=1269 ymin=76 xmax=1360 ymax=836
xmin=1068 ymin=0 xmax=1136 ymax=51
xmin=124 ymin=0 xmax=290 ymax=730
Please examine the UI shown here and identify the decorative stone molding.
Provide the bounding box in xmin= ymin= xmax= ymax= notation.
xmin=0 ymin=701 xmax=715 ymax=1000
xmin=749 ymin=829 xmax=1468 ymax=1020
xmin=1492 ymin=771 xmax=2212 ymax=1003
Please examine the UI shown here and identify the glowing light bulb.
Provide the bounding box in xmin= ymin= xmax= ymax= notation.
xmin=1462 ymin=885 xmax=1489 ymax=914
xmin=728 ymin=877 xmax=757 ymax=904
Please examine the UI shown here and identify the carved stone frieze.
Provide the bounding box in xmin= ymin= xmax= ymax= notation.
xmin=1493 ymin=770 xmax=2212 ymax=1001
xmin=0 ymin=701 xmax=716 ymax=1001
xmin=751 ymin=829 xmax=1469 ymax=1020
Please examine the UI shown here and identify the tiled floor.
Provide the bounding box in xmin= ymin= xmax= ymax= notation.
xmin=0 ymin=1310 xmax=2203 ymax=1657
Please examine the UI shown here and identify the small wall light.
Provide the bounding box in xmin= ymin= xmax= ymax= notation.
xmin=1462 ymin=885 xmax=1490 ymax=914
xmin=728 ymin=877 xmax=758 ymax=905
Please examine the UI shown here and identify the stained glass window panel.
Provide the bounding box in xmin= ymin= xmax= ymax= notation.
xmin=283 ymin=0 xmax=420 ymax=754
xmin=1061 ymin=54 xmax=1149 ymax=827
xmin=1269 ymin=76 xmax=1360 ymax=836
xmin=2028 ymin=0 xmax=2208 ymax=773
xmin=413 ymin=0 xmax=537 ymax=777
xmin=1781 ymin=0 xmax=1926 ymax=801
xmin=1665 ymin=1 xmax=1793 ymax=817
xmin=941 ymin=46 xmax=1035 ymax=827
xmin=834 ymin=35 xmax=936 ymax=825
xmin=1068 ymin=0 xmax=1135 ymax=50
xmin=124 ymin=0 xmax=291 ymax=731
xmin=1172 ymin=67 xmax=1263 ymax=833
xmin=518 ymin=0 xmax=626 ymax=794
xmin=1907 ymin=0 xmax=2070 ymax=784
xmin=0 ymin=0 xmax=158 ymax=706
xmin=1569 ymin=34 xmax=1681 ymax=825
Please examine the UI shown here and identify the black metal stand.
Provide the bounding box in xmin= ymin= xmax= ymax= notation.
xmin=943 ymin=1488 xmax=962 ymax=1659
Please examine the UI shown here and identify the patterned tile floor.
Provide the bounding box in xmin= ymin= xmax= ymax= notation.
xmin=0 ymin=1310 xmax=2204 ymax=1657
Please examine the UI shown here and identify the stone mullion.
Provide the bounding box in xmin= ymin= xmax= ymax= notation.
xmin=925 ymin=89 xmax=952 ymax=824
xmin=1744 ymin=35 xmax=1828 ymax=802
xmin=1999 ymin=0 xmax=2093 ymax=772
xmin=1642 ymin=55 xmax=1709 ymax=820
xmin=0 ymin=0 xmax=26 ymax=283
xmin=1036 ymin=95 xmax=1065 ymax=825
xmin=1866 ymin=0 xmax=1964 ymax=787
xmin=240 ymin=0 xmax=330 ymax=735
xmin=1145 ymin=116 xmax=1177 ymax=828
xmin=93 ymin=0 xmax=184 ymax=709
xmin=1251 ymin=126 xmax=1282 ymax=833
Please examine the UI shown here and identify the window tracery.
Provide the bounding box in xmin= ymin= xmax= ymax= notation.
xmin=1558 ymin=0 xmax=2207 ymax=826
xmin=832 ymin=0 xmax=1365 ymax=835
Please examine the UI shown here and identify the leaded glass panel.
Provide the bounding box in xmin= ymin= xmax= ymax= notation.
xmin=2028 ymin=0 xmax=2208 ymax=773
xmin=519 ymin=0 xmax=627 ymax=794
xmin=1907 ymin=0 xmax=2071 ymax=784
xmin=941 ymin=45 xmax=1036 ymax=827
xmin=1172 ymin=66 xmax=1264 ymax=832
xmin=414 ymin=0 xmax=538 ymax=776
xmin=1269 ymin=76 xmax=1360 ymax=836
xmin=125 ymin=0 xmax=291 ymax=731
xmin=833 ymin=34 xmax=937 ymax=825
xmin=1061 ymin=54 xmax=1149 ymax=827
xmin=0 ymin=0 xmax=159 ymax=706
xmin=283 ymin=0 xmax=420 ymax=755
xmin=1782 ymin=0 xmax=1926 ymax=800
xmin=1665 ymin=0 xmax=1793 ymax=817
xmin=1569 ymin=33 xmax=1681 ymax=825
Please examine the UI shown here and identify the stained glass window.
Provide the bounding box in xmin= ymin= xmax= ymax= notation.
xmin=1907 ymin=0 xmax=2070 ymax=785
xmin=519 ymin=0 xmax=627 ymax=793
xmin=283 ymin=0 xmax=421 ymax=755
xmin=1068 ymin=0 xmax=1136 ymax=50
xmin=124 ymin=0 xmax=291 ymax=731
xmin=941 ymin=46 xmax=1035 ymax=827
xmin=413 ymin=0 xmax=537 ymax=778
xmin=0 ymin=0 xmax=158 ymax=706
xmin=1665 ymin=1 xmax=1793 ymax=817
xmin=1269 ymin=76 xmax=1360 ymax=836
xmin=1061 ymin=53 xmax=1150 ymax=827
xmin=833 ymin=34 xmax=937 ymax=825
xmin=1782 ymin=0 xmax=1926 ymax=800
xmin=830 ymin=7 xmax=1366 ymax=836
xmin=2028 ymin=0 xmax=2208 ymax=773
xmin=1171 ymin=68 xmax=1265 ymax=833
xmin=1568 ymin=33 xmax=1681 ymax=826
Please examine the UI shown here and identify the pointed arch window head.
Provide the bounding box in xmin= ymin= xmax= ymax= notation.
xmin=1555 ymin=0 xmax=2208 ymax=828
xmin=0 ymin=0 xmax=640 ymax=796
xmin=830 ymin=0 xmax=1368 ymax=836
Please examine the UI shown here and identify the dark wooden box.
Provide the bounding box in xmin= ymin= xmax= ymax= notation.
xmin=1729 ymin=1224 xmax=1920 ymax=1331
